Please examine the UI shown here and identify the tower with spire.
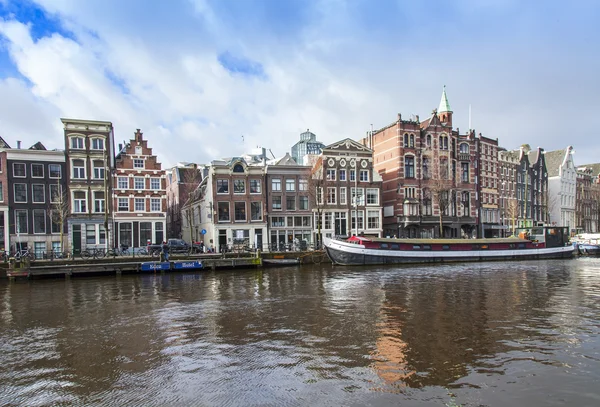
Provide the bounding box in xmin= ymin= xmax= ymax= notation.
xmin=438 ymin=85 xmax=452 ymax=126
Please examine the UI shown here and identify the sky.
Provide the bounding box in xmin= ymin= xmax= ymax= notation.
xmin=0 ymin=0 xmax=599 ymax=167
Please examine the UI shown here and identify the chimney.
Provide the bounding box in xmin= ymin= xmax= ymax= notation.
xmin=397 ymin=113 xmax=402 ymax=121
xmin=118 ymin=143 xmax=122 ymax=151
xmin=16 ymin=140 xmax=21 ymax=149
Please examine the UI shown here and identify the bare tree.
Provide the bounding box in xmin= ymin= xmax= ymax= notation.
xmin=180 ymin=167 xmax=203 ymax=243
xmin=47 ymin=181 xmax=70 ymax=253
xmin=428 ymin=154 xmax=453 ymax=238
xmin=504 ymin=198 xmax=519 ymax=236
xmin=307 ymin=156 xmax=325 ymax=248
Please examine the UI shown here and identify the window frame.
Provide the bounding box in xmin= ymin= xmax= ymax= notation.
xmin=13 ymin=163 xmax=26 ymax=178
xmin=14 ymin=183 xmax=27 ymax=203
xmin=31 ymin=163 xmax=44 ymax=178
xmin=32 ymin=184 xmax=45 ymax=203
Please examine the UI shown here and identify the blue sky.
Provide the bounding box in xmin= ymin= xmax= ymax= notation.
xmin=0 ymin=0 xmax=599 ymax=166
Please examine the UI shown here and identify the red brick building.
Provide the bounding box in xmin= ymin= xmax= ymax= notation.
xmin=113 ymin=129 xmax=167 ymax=248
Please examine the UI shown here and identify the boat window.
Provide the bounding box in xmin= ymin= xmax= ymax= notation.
xmin=391 ymin=244 xmax=399 ymax=250
xmin=380 ymin=243 xmax=389 ymax=249
xmin=472 ymin=245 xmax=480 ymax=250
xmin=509 ymin=244 xmax=515 ymax=249
xmin=518 ymin=243 xmax=526 ymax=249
xmin=423 ymin=245 xmax=431 ymax=250
xmin=442 ymin=245 xmax=450 ymax=250
xmin=412 ymin=245 xmax=421 ymax=250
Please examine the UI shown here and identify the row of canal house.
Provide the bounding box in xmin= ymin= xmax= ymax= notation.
xmin=182 ymin=138 xmax=383 ymax=252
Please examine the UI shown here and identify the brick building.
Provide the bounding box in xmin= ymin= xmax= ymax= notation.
xmin=0 ymin=137 xmax=9 ymax=251
xmin=113 ymin=129 xmax=167 ymax=248
xmin=476 ymin=134 xmax=500 ymax=237
xmin=62 ymin=118 xmax=115 ymax=253
xmin=575 ymin=167 xmax=597 ymax=233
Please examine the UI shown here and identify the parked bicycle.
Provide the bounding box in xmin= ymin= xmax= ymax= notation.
xmin=80 ymin=248 xmax=106 ymax=260
xmin=13 ymin=248 xmax=34 ymax=261
xmin=106 ymin=245 xmax=130 ymax=257
xmin=44 ymin=249 xmax=70 ymax=260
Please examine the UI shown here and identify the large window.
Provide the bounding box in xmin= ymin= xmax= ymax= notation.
xmin=74 ymin=191 xmax=87 ymax=213
xmin=133 ymin=159 xmax=144 ymax=169
xmin=404 ymin=156 xmax=415 ymax=178
xmin=15 ymin=210 xmax=27 ymax=233
xmin=134 ymin=198 xmax=145 ymax=212
xmin=218 ymin=202 xmax=230 ymax=221
xmin=86 ymin=224 xmax=96 ymax=245
xmin=134 ymin=177 xmax=145 ymax=190
xmin=271 ymin=217 xmax=285 ymax=227
xmin=366 ymin=188 xmax=379 ymax=205
xmin=73 ymin=159 xmax=85 ymax=179
xmin=350 ymin=169 xmax=356 ymax=182
xmin=250 ymin=202 xmax=262 ymax=221
xmin=14 ymin=184 xmax=27 ymax=203
xmin=118 ymin=197 xmax=129 ymax=211
xmin=351 ymin=188 xmax=365 ymax=206
xmin=272 ymin=179 xmax=281 ymax=192
xmin=422 ymin=157 xmax=430 ymax=179
xmin=32 ymin=184 xmax=45 ymax=203
xmin=91 ymin=138 xmax=104 ymax=150
xmin=118 ymin=177 xmax=128 ymax=189
xmin=339 ymin=187 xmax=346 ymax=205
xmin=93 ymin=160 xmax=105 ymax=179
xmin=339 ymin=170 xmax=347 ymax=181
xmin=150 ymin=178 xmax=161 ymax=190
xmin=286 ymin=179 xmax=295 ymax=191
xmin=272 ymin=196 xmax=282 ymax=210
xmin=151 ymin=198 xmax=161 ymax=212
xmin=217 ymin=179 xmax=229 ymax=194
xmin=70 ymin=137 xmax=84 ymax=149
xmin=367 ymin=210 xmax=379 ymax=229
xmin=461 ymin=163 xmax=469 ymax=183
xmin=50 ymin=212 xmax=60 ymax=234
xmin=94 ymin=191 xmax=105 ymax=213
xmin=250 ymin=179 xmax=261 ymax=193
xmin=359 ymin=170 xmax=369 ymax=182
xmin=31 ymin=163 xmax=44 ymax=178
xmin=299 ymin=196 xmax=309 ymax=210
xmin=233 ymin=179 xmax=245 ymax=194
xmin=33 ymin=210 xmax=46 ymax=234
xmin=439 ymin=135 xmax=449 ymax=150
xmin=326 ymin=169 xmax=336 ymax=181
xmin=49 ymin=164 xmax=61 ymax=178
xmin=286 ymin=196 xmax=296 ymax=210
xmin=299 ymin=179 xmax=308 ymax=191
xmin=234 ymin=202 xmax=246 ymax=221
xmin=327 ymin=187 xmax=336 ymax=204
xmin=460 ymin=143 xmax=469 ymax=153
xmin=13 ymin=163 xmax=26 ymax=177
xmin=324 ymin=212 xmax=332 ymax=229
xmin=351 ymin=210 xmax=364 ymax=229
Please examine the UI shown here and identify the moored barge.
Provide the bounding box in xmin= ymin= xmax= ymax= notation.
xmin=324 ymin=226 xmax=574 ymax=266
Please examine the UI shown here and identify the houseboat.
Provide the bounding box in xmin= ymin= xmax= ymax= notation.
xmin=323 ymin=226 xmax=574 ymax=266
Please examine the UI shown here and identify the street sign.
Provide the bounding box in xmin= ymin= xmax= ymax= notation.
xmin=201 ymin=229 xmax=207 ymax=235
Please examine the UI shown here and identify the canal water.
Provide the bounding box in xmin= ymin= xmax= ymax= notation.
xmin=1 ymin=258 xmax=599 ymax=406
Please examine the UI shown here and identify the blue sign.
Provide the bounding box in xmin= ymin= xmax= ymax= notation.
xmin=173 ymin=261 xmax=203 ymax=270
xmin=141 ymin=262 xmax=171 ymax=271
xmin=201 ymin=229 xmax=207 ymax=235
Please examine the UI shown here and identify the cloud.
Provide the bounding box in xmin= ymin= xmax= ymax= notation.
xmin=0 ymin=0 xmax=599 ymax=167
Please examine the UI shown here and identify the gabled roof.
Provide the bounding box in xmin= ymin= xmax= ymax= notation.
xmin=544 ymin=148 xmax=572 ymax=177
xmin=323 ymin=138 xmax=372 ymax=153
xmin=274 ymin=153 xmax=298 ymax=166
xmin=577 ymin=163 xmax=600 ymax=177
xmin=0 ymin=136 xmax=10 ymax=148
xmin=29 ymin=141 xmax=47 ymax=150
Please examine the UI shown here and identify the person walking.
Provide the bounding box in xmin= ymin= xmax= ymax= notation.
xmin=162 ymin=241 xmax=169 ymax=262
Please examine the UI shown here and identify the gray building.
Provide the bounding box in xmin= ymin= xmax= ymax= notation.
xmin=291 ymin=129 xmax=325 ymax=166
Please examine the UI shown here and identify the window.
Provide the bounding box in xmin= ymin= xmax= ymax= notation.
xmin=286 ymin=196 xmax=296 ymax=210
xmin=233 ymin=164 xmax=244 ymax=173
xmin=339 ymin=170 xmax=347 ymax=181
xmin=326 ymin=169 xmax=336 ymax=181
xmin=118 ymin=197 xmax=129 ymax=212
xmin=15 ymin=210 xmax=27 ymax=233
xmin=272 ymin=179 xmax=281 ymax=191
xmin=299 ymin=196 xmax=309 ymax=210
xmin=0 ymin=183 xmax=3 ymax=202
xmin=73 ymin=159 xmax=85 ymax=179
xmin=234 ymin=202 xmax=246 ymax=221
xmin=351 ymin=210 xmax=364 ymax=229
xmin=426 ymin=134 xmax=432 ymax=147
xmin=33 ymin=210 xmax=46 ymax=234
xmin=367 ymin=210 xmax=379 ymax=229
xmin=359 ymin=170 xmax=369 ymax=182
xmin=74 ymin=191 xmax=87 ymax=213
xmin=351 ymin=188 xmax=365 ymax=206
xmin=233 ymin=179 xmax=245 ymax=194
xmin=150 ymin=178 xmax=161 ymax=190
xmin=461 ymin=163 xmax=469 ymax=183
xmin=462 ymin=192 xmax=470 ymax=216
xmin=49 ymin=164 xmax=61 ymax=178
xmin=422 ymin=157 xmax=430 ymax=179
xmin=32 ymin=184 xmax=45 ymax=203
xmin=147 ymin=198 xmax=159 ymax=212
xmin=324 ymin=212 xmax=332 ymax=229
xmin=350 ymin=170 xmax=356 ymax=182
xmin=94 ymin=191 xmax=105 ymax=213
xmin=13 ymin=163 xmax=26 ymax=177
xmin=272 ymin=196 xmax=282 ymax=210
xmin=134 ymin=177 xmax=145 ymax=190
xmin=91 ymin=138 xmax=104 ymax=150
xmin=299 ymin=179 xmax=308 ymax=191
xmin=366 ymin=188 xmax=379 ymax=205
xmin=31 ymin=163 xmax=44 ymax=178
xmin=93 ymin=160 xmax=105 ymax=179
xmin=439 ymin=135 xmax=449 ymax=150
xmin=460 ymin=143 xmax=469 ymax=153
xmin=286 ymin=179 xmax=295 ymax=191
xmin=404 ymin=156 xmax=415 ymax=178
xmin=217 ymin=179 xmax=229 ymax=194
xmin=250 ymin=179 xmax=261 ymax=193
xmin=218 ymin=202 xmax=230 ymax=221
xmin=50 ymin=213 xmax=60 ymax=234
xmin=327 ymin=187 xmax=336 ymax=204
xmin=316 ymin=187 xmax=323 ymax=205
xmin=271 ymin=217 xmax=285 ymax=227
xmin=86 ymin=224 xmax=96 ymax=245
xmin=70 ymin=137 xmax=84 ymax=149
xmin=250 ymin=202 xmax=262 ymax=220
xmin=14 ymin=184 xmax=27 ymax=202
xmin=339 ymin=187 xmax=347 ymax=205
xmin=133 ymin=159 xmax=144 ymax=168
xmin=118 ymin=177 xmax=128 ymax=189
xmin=134 ymin=198 xmax=145 ymax=212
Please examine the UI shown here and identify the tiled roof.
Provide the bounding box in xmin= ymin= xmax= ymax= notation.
xmin=577 ymin=162 xmax=600 ymax=177
xmin=544 ymin=149 xmax=568 ymax=177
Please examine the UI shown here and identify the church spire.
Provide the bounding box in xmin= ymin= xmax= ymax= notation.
xmin=438 ymin=85 xmax=452 ymax=113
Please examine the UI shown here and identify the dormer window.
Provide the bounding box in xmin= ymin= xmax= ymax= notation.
xmin=71 ymin=137 xmax=84 ymax=149
xmin=233 ymin=163 xmax=244 ymax=173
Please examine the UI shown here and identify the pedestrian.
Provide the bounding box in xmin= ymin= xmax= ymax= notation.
xmin=162 ymin=241 xmax=169 ymax=262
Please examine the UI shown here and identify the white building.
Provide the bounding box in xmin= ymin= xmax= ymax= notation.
xmin=545 ymin=146 xmax=576 ymax=232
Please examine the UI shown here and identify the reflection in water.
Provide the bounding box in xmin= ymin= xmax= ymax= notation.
xmin=0 ymin=259 xmax=599 ymax=406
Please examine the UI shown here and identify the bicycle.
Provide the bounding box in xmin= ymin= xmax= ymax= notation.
xmin=80 ymin=248 xmax=106 ymax=260
xmin=45 ymin=249 xmax=70 ymax=260
xmin=106 ymin=245 xmax=130 ymax=257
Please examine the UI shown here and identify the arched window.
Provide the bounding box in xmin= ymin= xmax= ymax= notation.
xmin=422 ymin=188 xmax=432 ymax=216
xmin=409 ymin=134 xmax=414 ymax=148
xmin=439 ymin=135 xmax=449 ymax=150
xmin=459 ymin=143 xmax=469 ymax=153
xmin=426 ymin=134 xmax=432 ymax=147
xmin=403 ymin=133 xmax=409 ymax=147
xmin=233 ymin=163 xmax=244 ymax=173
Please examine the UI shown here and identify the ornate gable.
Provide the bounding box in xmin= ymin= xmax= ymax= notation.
xmin=323 ymin=138 xmax=372 ymax=154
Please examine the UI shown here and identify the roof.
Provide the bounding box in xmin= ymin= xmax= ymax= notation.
xmin=577 ymin=163 xmax=600 ymax=177
xmin=544 ymin=148 xmax=569 ymax=177
xmin=0 ymin=136 xmax=10 ymax=148
xmin=438 ymin=85 xmax=451 ymax=113
xmin=274 ymin=153 xmax=298 ymax=166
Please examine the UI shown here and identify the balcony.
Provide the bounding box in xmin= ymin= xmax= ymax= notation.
xmin=458 ymin=153 xmax=470 ymax=161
